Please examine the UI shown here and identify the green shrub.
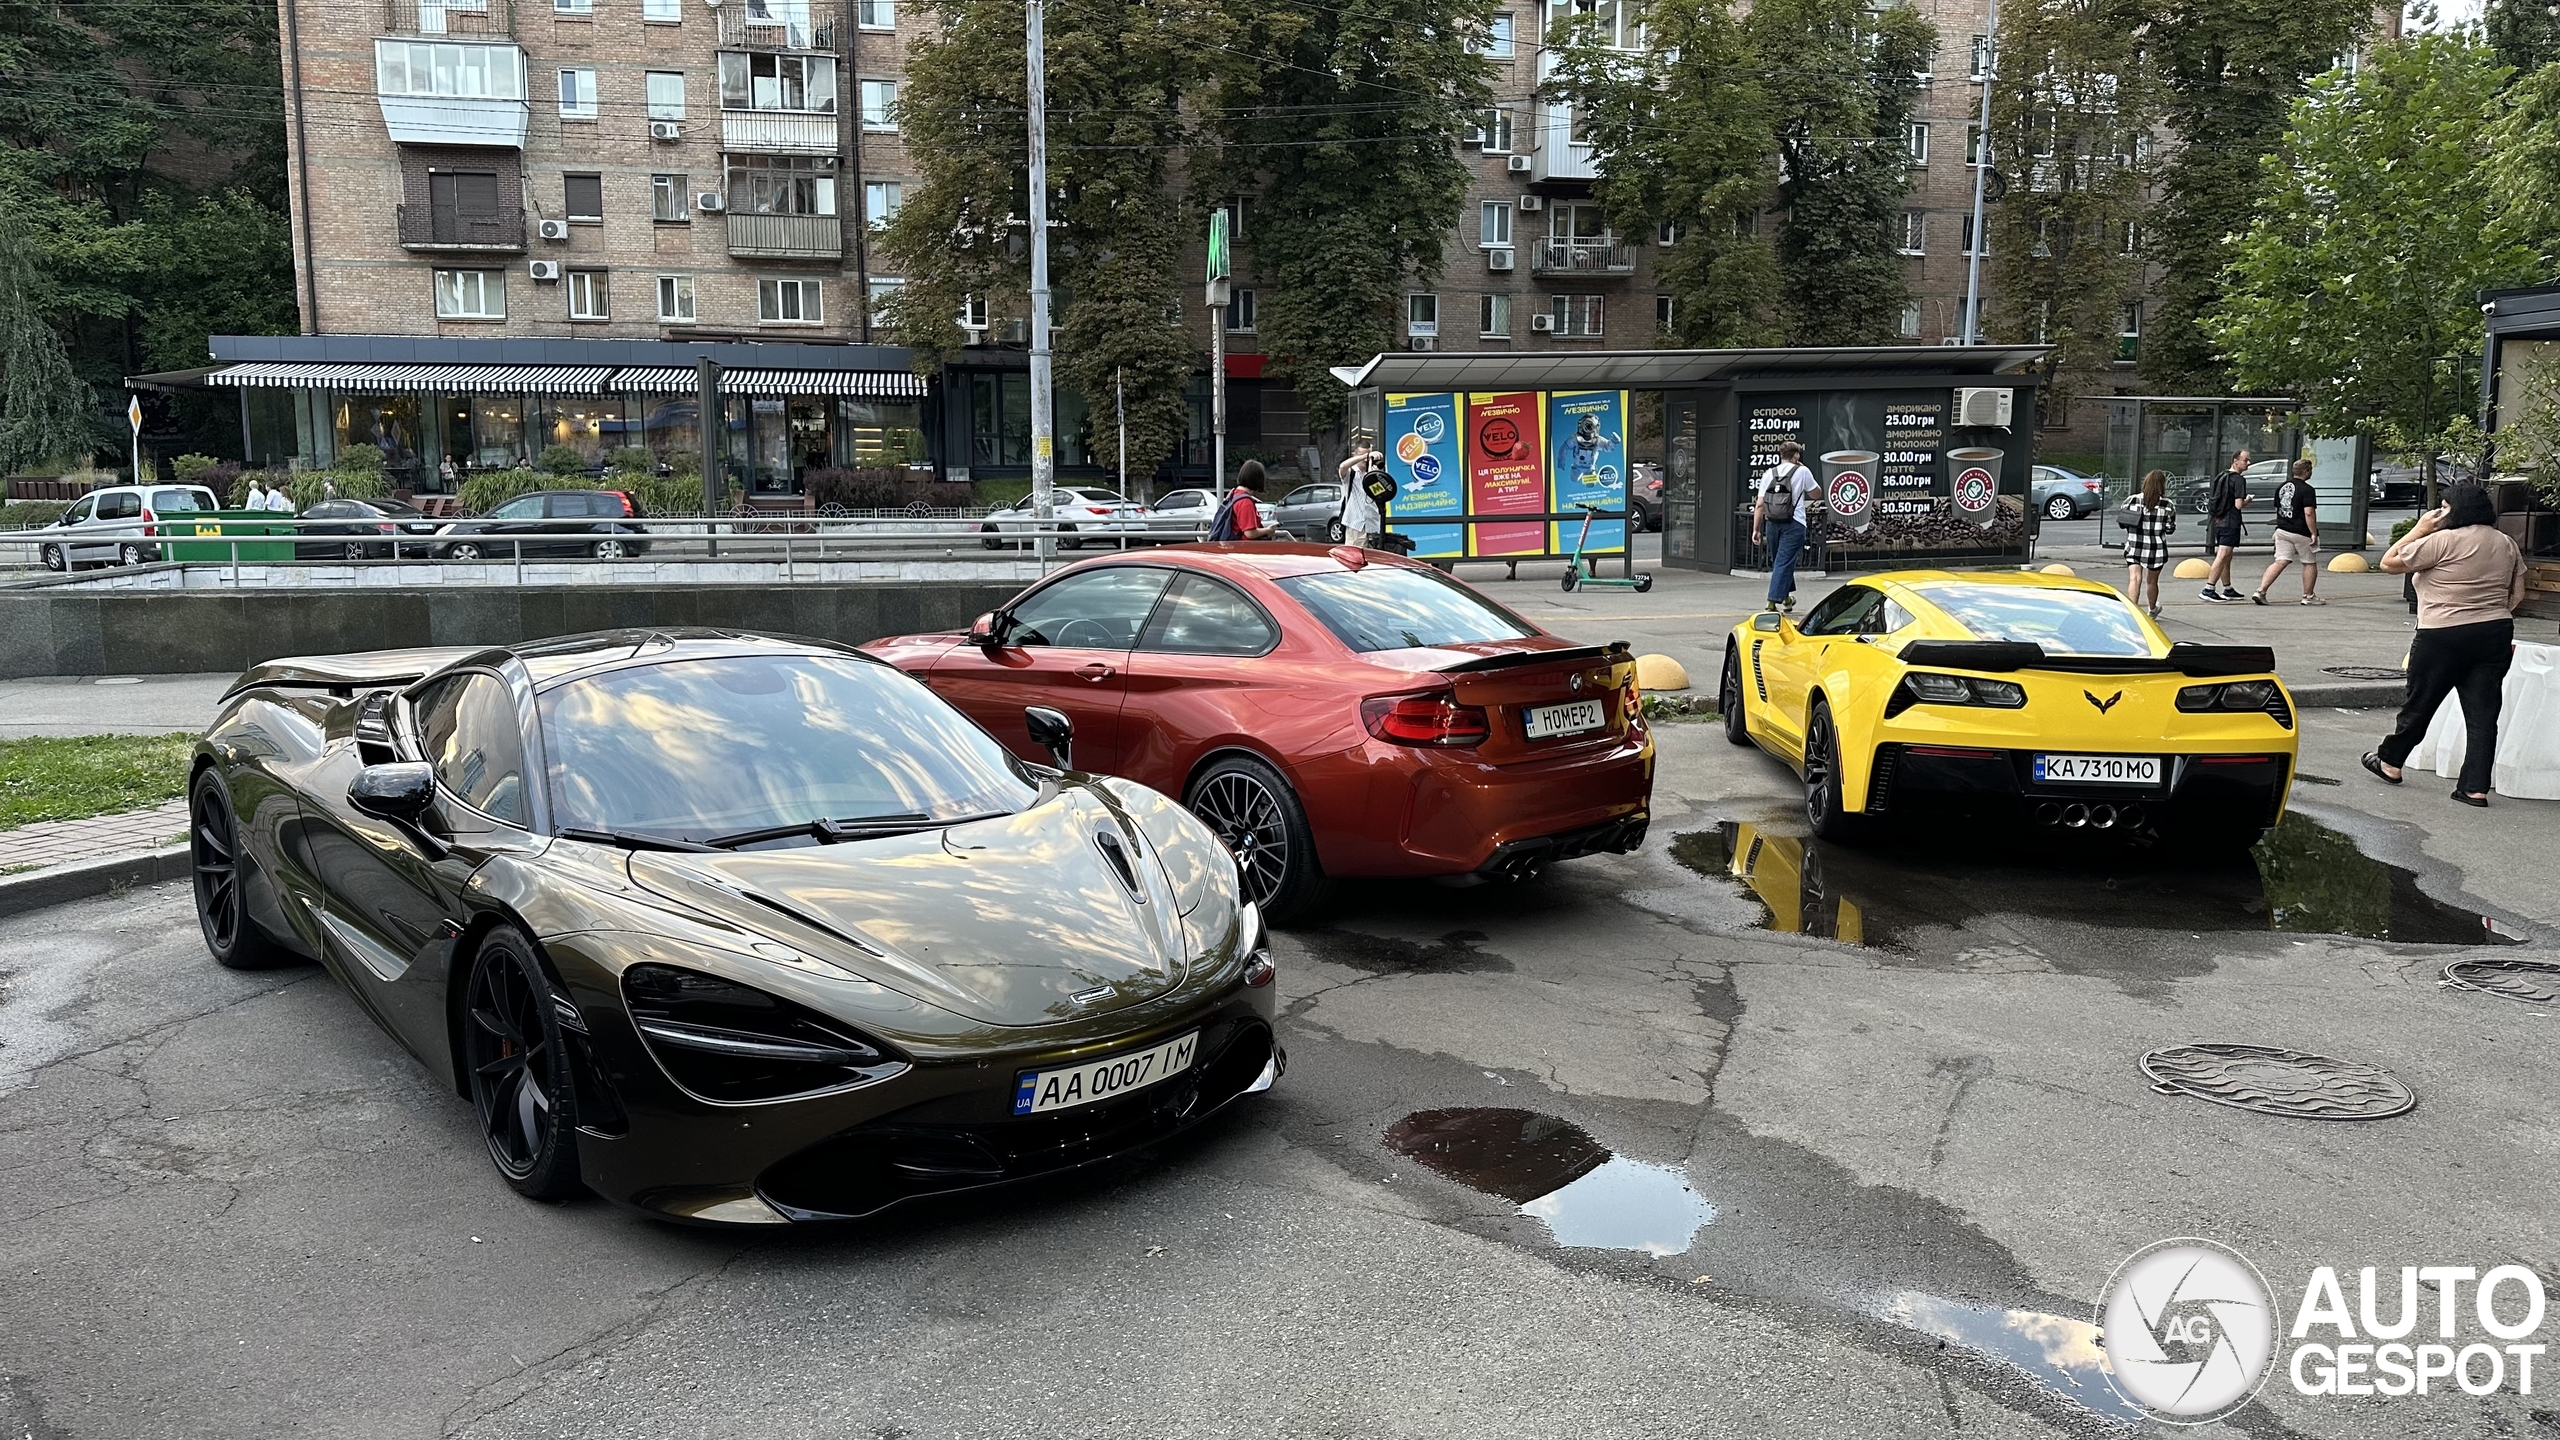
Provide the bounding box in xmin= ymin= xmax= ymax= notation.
xmin=63 ymin=467 xmax=120 ymax=489
xmin=170 ymin=454 xmax=221 ymax=482
xmin=460 ymin=467 xmax=546 ymax=515
xmin=608 ymin=446 xmax=654 ymax=475
xmin=620 ymin=472 xmax=704 ymax=517
xmin=277 ymin=467 xmax=390 ymax=511
xmin=538 ymin=444 xmax=588 ymax=477
xmin=664 ymin=447 xmax=702 ymax=477
xmin=1 ymin=500 xmax=69 ymax=529
xmin=333 ymin=444 xmax=386 ymax=474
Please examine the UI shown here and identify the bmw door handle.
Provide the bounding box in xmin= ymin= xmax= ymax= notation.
xmin=1075 ymin=662 xmax=1115 ymax=683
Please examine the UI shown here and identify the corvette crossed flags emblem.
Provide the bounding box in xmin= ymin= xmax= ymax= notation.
xmin=2085 ymin=689 xmax=2124 ymax=714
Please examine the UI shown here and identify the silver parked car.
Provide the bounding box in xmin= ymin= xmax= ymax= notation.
xmin=34 ymin=484 xmax=222 ymax=571
xmin=1270 ymin=482 xmax=1348 ymax=542
xmin=1146 ymin=487 xmax=1218 ymax=541
xmin=976 ymin=487 xmax=1150 ymax=549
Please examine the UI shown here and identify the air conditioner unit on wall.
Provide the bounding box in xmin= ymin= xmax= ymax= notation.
xmin=528 ymin=260 xmax=562 ymax=281
xmin=1506 ymin=154 xmax=1533 ymax=173
xmin=1517 ymin=193 xmax=1544 ymax=212
xmin=1955 ymin=386 xmax=2015 ymax=428
xmin=1486 ymin=248 xmax=1514 ymax=272
xmin=695 ymin=192 xmax=726 ymax=212
xmin=536 ymin=218 xmax=570 ymax=241
xmin=1530 ymin=313 xmax=1556 ymax=332
xmin=1409 ymin=336 xmax=1437 ymax=352
xmin=649 ymin=120 xmax=682 ymax=141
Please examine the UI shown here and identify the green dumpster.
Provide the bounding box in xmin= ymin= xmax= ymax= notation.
xmin=163 ymin=510 xmax=298 ymax=563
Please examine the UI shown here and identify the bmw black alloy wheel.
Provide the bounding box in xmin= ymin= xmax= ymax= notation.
xmin=190 ymin=778 xmax=241 ymax=955
xmin=463 ymin=936 xmax=580 ymax=1196
xmin=1194 ymin=770 xmax=1288 ymax=907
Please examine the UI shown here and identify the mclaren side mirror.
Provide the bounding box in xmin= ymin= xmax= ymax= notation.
xmin=966 ymin=611 xmax=1006 ymax=649
xmin=1751 ymin=612 xmax=1784 ymax=633
xmin=349 ymin=761 xmax=437 ymax=823
xmin=1024 ymin=706 xmax=1074 ymax=771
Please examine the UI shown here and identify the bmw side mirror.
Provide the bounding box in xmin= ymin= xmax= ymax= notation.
xmin=967 ymin=611 xmax=1005 ymax=649
xmin=1752 ymin=612 xmax=1784 ymax=633
xmin=1024 ymin=706 xmax=1074 ymax=770
xmin=350 ymin=762 xmax=437 ymax=823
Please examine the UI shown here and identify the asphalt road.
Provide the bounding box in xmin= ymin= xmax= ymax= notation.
xmin=5 ymin=703 xmax=2558 ymax=1438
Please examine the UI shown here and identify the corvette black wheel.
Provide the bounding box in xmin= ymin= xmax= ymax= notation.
xmin=1721 ymin=644 xmax=1751 ymax=747
xmin=1187 ymin=754 xmax=1330 ymax=924
xmin=462 ymin=929 xmax=584 ymax=1201
xmin=1802 ymin=700 xmax=1872 ymax=843
xmin=190 ymin=771 xmax=288 ymax=969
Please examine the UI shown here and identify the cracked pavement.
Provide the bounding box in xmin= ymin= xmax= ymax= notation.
xmin=3 ymin=716 xmax=2558 ymax=1438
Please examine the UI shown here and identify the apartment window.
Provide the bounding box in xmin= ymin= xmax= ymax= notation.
xmin=1962 ymin=213 xmax=1986 ymax=255
xmin=646 ymin=71 xmax=686 ymax=120
xmin=959 ymin=294 xmax=988 ymax=330
xmin=2118 ymin=303 xmax=2141 ymax=361
xmin=1226 ymin=288 xmax=1257 ymax=332
xmin=1474 ymin=106 xmax=1514 ymax=153
xmin=433 ymin=269 xmax=505 ymax=320
xmin=555 ymin=0 xmax=591 ymax=13
xmin=1654 ymin=294 xmax=1674 ymax=333
xmin=642 ymin=0 xmax=680 ymax=20
xmin=717 ymin=52 xmax=838 ymax=112
xmin=651 ymin=174 xmax=689 ymax=222
xmin=657 ymin=274 xmax=696 ymax=323
xmin=859 ymin=0 xmax=894 ymax=27
xmin=426 ymin=170 xmax=504 ymax=241
xmin=375 ymin=41 xmax=524 ymax=99
xmin=1899 ymin=300 xmax=1923 ymax=338
xmin=1970 ymin=34 xmax=1991 ymax=79
xmin=1547 ymin=0 xmax=1636 ymax=50
xmin=563 ymin=172 xmax=603 ymax=222
xmin=2121 ymin=221 xmax=2141 ymax=255
xmin=1480 ymin=293 xmax=1511 ymax=338
xmin=864 ymin=180 xmax=902 ymax=229
xmin=1656 ymin=220 xmax=1679 ymax=246
xmin=1551 ymin=294 xmax=1603 ymax=337
xmin=1407 ymin=292 xmax=1439 ymax=338
xmin=1905 ymin=121 xmax=1929 ymax=166
xmin=866 ymin=277 xmax=902 ymax=327
xmin=1227 ymin=196 xmax=1248 ymax=236
xmin=1967 ymin=125 xmax=1987 ymax=167
xmin=566 ymin=269 xmax=609 ymax=320
xmin=761 ymin=277 xmax=824 ymax=324
xmin=1480 ymin=200 xmax=1513 ymax=247
xmin=1898 ymin=210 xmax=1925 ymax=255
xmin=729 ymin=154 xmax=837 ymax=214
xmin=558 ymin=67 xmax=597 ymax=120
xmin=859 ymin=78 xmax=897 ymax=131
xmin=1479 ymin=11 xmax=1514 ymax=56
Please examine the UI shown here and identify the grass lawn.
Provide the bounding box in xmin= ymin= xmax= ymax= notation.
xmin=0 ymin=734 xmax=195 ymax=830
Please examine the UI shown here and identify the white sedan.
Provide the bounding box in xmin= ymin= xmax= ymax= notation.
xmin=977 ymin=488 xmax=1151 ymax=549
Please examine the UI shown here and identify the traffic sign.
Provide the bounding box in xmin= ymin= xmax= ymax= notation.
xmin=126 ymin=395 xmax=142 ymax=431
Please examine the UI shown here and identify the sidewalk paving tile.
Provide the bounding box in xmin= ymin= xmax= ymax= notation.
xmin=0 ymin=799 xmax=192 ymax=872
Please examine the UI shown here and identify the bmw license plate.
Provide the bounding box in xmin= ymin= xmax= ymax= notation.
xmin=2034 ymin=753 xmax=2161 ymax=786
xmin=1014 ymin=1030 xmax=1198 ymax=1116
xmin=1524 ymin=699 xmax=1606 ymax=740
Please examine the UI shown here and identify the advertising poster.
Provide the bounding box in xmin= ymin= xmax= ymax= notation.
xmin=1546 ymin=389 xmax=1629 ymax=555
xmin=1738 ymin=389 xmax=2022 ymax=551
xmin=1877 ymin=396 xmax=1945 ymax=524
xmin=1382 ymin=392 xmax=1463 ymax=558
xmin=1465 ymin=392 xmax=1548 ymax=556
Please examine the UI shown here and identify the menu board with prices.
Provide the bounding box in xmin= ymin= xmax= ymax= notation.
xmin=1744 ymin=401 xmax=1807 ymax=502
xmin=1876 ymin=396 xmax=1945 ymax=522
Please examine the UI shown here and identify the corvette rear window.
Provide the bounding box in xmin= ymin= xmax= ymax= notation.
xmin=1277 ymin=568 xmax=1538 ymax=652
xmin=1914 ymin=584 xmax=2154 ymax=657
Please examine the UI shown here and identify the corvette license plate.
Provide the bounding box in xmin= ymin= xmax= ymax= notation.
xmin=1524 ymin=699 xmax=1606 ymax=740
xmin=2034 ymin=753 xmax=2161 ymax=786
xmin=1014 ymin=1030 xmax=1198 ymax=1116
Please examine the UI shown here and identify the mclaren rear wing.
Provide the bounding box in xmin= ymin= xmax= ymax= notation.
xmin=222 ymin=646 xmax=491 ymax=701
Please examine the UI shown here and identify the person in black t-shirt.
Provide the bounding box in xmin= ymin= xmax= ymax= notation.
xmin=2252 ymin=459 xmax=2325 ymax=605
xmin=2201 ymin=450 xmax=2250 ymax=603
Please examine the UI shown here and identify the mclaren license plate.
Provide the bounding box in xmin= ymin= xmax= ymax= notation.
xmin=1013 ymin=1030 xmax=1198 ymax=1116
xmin=2034 ymin=753 xmax=2161 ymax=786
xmin=1524 ymin=699 xmax=1606 ymax=740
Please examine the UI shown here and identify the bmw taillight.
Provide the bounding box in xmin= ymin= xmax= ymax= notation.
xmin=1085 ymin=505 xmax=1112 ymax=516
xmin=1361 ymin=691 xmax=1491 ymax=747
xmin=612 ymin=491 xmax=635 ymax=515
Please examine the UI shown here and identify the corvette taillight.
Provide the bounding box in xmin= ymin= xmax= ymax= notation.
xmin=1361 ymin=691 xmax=1491 ymax=747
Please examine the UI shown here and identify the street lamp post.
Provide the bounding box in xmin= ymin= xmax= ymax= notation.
xmin=1026 ymin=0 xmax=1056 ymax=564
xmin=1962 ymin=0 xmax=2000 ymax=346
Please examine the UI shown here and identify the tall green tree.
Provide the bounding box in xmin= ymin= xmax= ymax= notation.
xmin=1545 ymin=0 xmax=1782 ymax=345
xmin=2486 ymin=0 xmax=2560 ymax=75
xmin=2210 ymin=33 xmax=2534 ymax=491
xmin=2142 ymin=0 xmax=2374 ymax=392
xmin=0 ymin=219 xmax=94 ymax=474
xmin=1987 ymin=0 xmax=2155 ymax=420
xmin=1197 ymin=0 xmax=1495 ymax=443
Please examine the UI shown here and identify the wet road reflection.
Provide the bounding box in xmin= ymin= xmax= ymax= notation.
xmin=1384 ymin=1109 xmax=1714 ymax=1256
xmin=1878 ymin=1291 xmax=2140 ymax=1424
xmin=1674 ymin=812 xmax=2519 ymax=951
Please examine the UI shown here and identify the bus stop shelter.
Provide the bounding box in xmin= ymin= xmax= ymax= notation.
xmin=1337 ymin=345 xmax=2049 ymax=574
xmin=2092 ymin=396 xmax=2369 ymax=553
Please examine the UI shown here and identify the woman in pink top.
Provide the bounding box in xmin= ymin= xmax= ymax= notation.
xmin=2363 ymin=485 xmax=2529 ymax=806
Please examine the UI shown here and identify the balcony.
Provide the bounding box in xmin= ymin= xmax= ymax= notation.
xmin=727 ymin=212 xmax=842 ymax=260
xmin=384 ymin=0 xmax=513 ymax=36
xmin=720 ymin=110 xmax=839 ymax=154
xmin=1531 ymin=101 xmax=1598 ymax=182
xmin=397 ymin=203 xmax=526 ymax=252
xmin=717 ymin=8 xmax=837 ymax=50
xmin=1529 ymin=239 xmax=1636 ymax=279
xmin=378 ymin=92 xmax=529 ymax=148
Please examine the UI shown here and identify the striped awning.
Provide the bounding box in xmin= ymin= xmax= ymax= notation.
xmin=715 ymin=368 xmax=930 ymax=398
xmin=607 ymin=366 xmax=702 ymax=394
xmin=205 ymin=363 xmax=613 ymax=394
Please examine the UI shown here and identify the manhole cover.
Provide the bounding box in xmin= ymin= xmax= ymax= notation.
xmin=2139 ymin=1044 xmax=2415 ymax=1121
xmin=2442 ymin=959 xmax=2560 ymax=1005
xmin=2321 ymin=665 xmax=2408 ymax=681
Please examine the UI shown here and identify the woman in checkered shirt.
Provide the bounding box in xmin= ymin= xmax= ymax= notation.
xmin=2121 ymin=469 xmax=2178 ymax=619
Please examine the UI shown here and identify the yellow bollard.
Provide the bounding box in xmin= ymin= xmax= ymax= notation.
xmin=2173 ymin=558 xmax=2212 ymax=579
xmin=2327 ymin=552 xmax=2370 ymax=573
xmin=1634 ymin=654 xmax=1689 ymax=692
xmin=2040 ymin=563 xmax=2076 ymax=576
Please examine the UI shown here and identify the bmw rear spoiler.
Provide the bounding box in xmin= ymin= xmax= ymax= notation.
xmin=1436 ymin=641 xmax=1631 ymax=674
xmin=1897 ymin=640 xmax=2275 ymax=678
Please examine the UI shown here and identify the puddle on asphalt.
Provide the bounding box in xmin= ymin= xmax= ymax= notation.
xmin=1879 ymin=1291 xmax=2140 ymax=1424
xmin=1294 ymin=928 xmax=1512 ymax=975
xmin=1384 ymin=1108 xmax=1714 ymax=1256
xmin=1674 ymin=811 xmax=2520 ymax=951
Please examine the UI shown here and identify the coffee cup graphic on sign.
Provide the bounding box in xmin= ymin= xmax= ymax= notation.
xmin=1820 ymin=450 xmax=1879 ymax=532
xmin=1947 ymin=446 xmax=2004 ymax=529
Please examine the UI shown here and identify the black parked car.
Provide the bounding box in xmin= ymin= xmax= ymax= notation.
xmin=295 ymin=497 xmax=443 ymax=559
xmin=433 ymin=490 xmax=652 ymax=561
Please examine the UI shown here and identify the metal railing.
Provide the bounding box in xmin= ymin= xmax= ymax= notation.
xmin=383 ymin=0 xmax=515 ymax=37
xmin=396 ymin=203 xmax=527 ymax=252
xmin=726 ymin=211 xmax=843 ymax=259
xmin=1529 ymin=239 xmax=1637 ymax=277
xmin=715 ymin=9 xmax=837 ymax=49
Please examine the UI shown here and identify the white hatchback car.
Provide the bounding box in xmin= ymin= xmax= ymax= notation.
xmin=34 ymin=484 xmax=222 ymax=571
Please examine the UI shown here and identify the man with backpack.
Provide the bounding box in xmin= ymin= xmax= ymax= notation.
xmin=1749 ymin=440 xmax=1818 ymax=612
xmin=1206 ymin=459 xmax=1277 ymax=542
xmin=2251 ymin=458 xmax=2325 ymax=606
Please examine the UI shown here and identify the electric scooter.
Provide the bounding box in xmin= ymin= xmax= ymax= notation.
xmin=1559 ymin=501 xmax=1653 ymax=593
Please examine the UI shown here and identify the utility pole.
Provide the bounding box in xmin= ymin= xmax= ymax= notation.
xmin=1026 ymin=0 xmax=1056 ymax=564
xmin=1961 ymin=0 xmax=1999 ymax=346
xmin=1206 ymin=208 xmax=1230 ymax=492
xmin=1115 ymin=366 xmax=1127 ymax=498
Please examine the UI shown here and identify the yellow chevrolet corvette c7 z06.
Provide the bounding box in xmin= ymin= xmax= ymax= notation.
xmin=1719 ymin=572 xmax=2298 ymax=846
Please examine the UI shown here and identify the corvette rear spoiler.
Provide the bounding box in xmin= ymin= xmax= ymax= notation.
xmin=1435 ymin=641 xmax=1630 ymax=674
xmin=1897 ymin=640 xmax=2276 ymax=678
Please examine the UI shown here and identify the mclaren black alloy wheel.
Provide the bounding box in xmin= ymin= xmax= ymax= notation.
xmin=1187 ymin=753 xmax=1330 ymax=924
xmin=1802 ymin=700 xmax=1872 ymax=843
xmin=462 ymin=928 xmax=584 ymax=1201
xmin=190 ymin=771 xmax=288 ymax=970
xmin=1721 ymin=644 xmax=1751 ymax=747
